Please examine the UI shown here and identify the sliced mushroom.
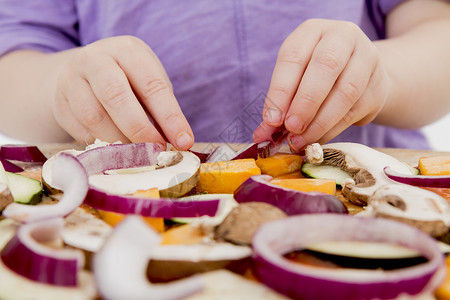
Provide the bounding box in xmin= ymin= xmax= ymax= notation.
xmin=305 ymin=143 xmax=414 ymax=206
xmin=305 ymin=143 xmax=450 ymax=237
xmin=361 ymin=185 xmax=450 ymax=237
xmin=0 ymin=163 xmax=13 ymax=211
xmin=0 ymin=183 xmax=13 ymax=212
xmin=215 ymin=202 xmax=287 ymax=246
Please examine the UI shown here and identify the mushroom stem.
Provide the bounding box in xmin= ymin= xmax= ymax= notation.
xmin=305 ymin=143 xmax=450 ymax=236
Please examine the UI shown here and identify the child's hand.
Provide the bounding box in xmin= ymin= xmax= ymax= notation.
xmin=53 ymin=35 xmax=194 ymax=150
xmin=253 ymin=19 xmax=391 ymax=152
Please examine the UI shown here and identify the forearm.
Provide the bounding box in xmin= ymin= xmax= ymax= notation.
xmin=374 ymin=16 xmax=450 ymax=129
xmin=0 ymin=49 xmax=78 ymax=142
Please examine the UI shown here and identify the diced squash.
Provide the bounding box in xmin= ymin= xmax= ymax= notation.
xmin=97 ymin=187 xmax=164 ymax=232
xmin=419 ymin=156 xmax=450 ymax=175
xmin=274 ymin=171 xmax=305 ymax=180
xmin=131 ymin=188 xmax=160 ymax=198
xmin=196 ymin=159 xmax=261 ymax=194
xmin=270 ymin=178 xmax=336 ymax=195
xmin=256 ymin=153 xmax=303 ymax=177
xmin=435 ymin=255 xmax=450 ymax=299
xmin=161 ymin=224 xmax=205 ymax=245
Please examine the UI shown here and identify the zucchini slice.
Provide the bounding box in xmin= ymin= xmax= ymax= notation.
xmin=301 ymin=163 xmax=352 ymax=186
xmin=5 ymin=172 xmax=42 ymax=205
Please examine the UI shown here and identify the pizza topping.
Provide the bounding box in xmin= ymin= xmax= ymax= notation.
xmin=85 ymin=188 xmax=220 ymax=218
xmin=360 ymin=184 xmax=450 ymax=237
xmin=3 ymin=153 xmax=88 ymax=223
xmin=304 ymin=143 xmax=450 ymax=236
xmin=0 ymin=157 xmax=23 ymax=173
xmin=147 ymin=243 xmax=252 ymax=282
xmin=0 ymin=144 xmax=47 ymax=164
xmin=0 ymin=218 xmax=84 ymax=286
xmin=215 ymin=202 xmax=287 ymax=246
xmin=93 ymin=215 xmax=204 ymax=300
xmin=255 ymin=153 xmax=304 ymax=178
xmin=76 ymin=143 xmax=200 ymax=198
xmin=192 ymin=127 xmax=288 ymax=163
xmin=305 ymin=142 xmax=415 ymax=206
xmin=384 ymin=166 xmax=450 ymax=188
xmin=0 ymin=163 xmax=13 ymax=211
xmin=233 ymin=175 xmax=347 ymax=215
xmin=305 ymin=143 xmax=323 ymax=165
xmin=157 ymin=151 xmax=183 ymax=167
xmin=252 ymin=214 xmax=445 ymax=300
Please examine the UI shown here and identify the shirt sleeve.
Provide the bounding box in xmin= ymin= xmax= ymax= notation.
xmin=369 ymin=0 xmax=450 ymax=39
xmin=0 ymin=0 xmax=79 ymax=57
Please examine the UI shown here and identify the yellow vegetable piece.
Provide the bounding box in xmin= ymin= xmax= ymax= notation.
xmin=256 ymin=153 xmax=303 ymax=177
xmin=274 ymin=171 xmax=305 ymax=180
xmin=435 ymin=255 xmax=450 ymax=299
xmin=97 ymin=187 xmax=164 ymax=232
xmin=419 ymin=156 xmax=450 ymax=176
xmin=270 ymin=178 xmax=336 ymax=195
xmin=161 ymin=224 xmax=205 ymax=245
xmin=197 ymin=159 xmax=261 ymax=194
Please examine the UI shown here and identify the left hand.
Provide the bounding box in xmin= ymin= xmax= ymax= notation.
xmin=253 ymin=19 xmax=391 ymax=152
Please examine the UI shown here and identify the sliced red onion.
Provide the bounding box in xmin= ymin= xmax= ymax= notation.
xmin=234 ymin=175 xmax=347 ymax=215
xmin=1 ymin=218 xmax=84 ymax=286
xmin=189 ymin=150 xmax=210 ymax=163
xmin=0 ymin=145 xmax=47 ymax=163
xmin=0 ymin=157 xmax=23 ymax=173
xmin=384 ymin=166 xmax=450 ymax=188
xmin=94 ymin=215 xmax=203 ymax=300
xmin=205 ymin=144 xmax=238 ymax=163
xmin=202 ymin=129 xmax=288 ymax=163
xmin=74 ymin=142 xmax=220 ymax=218
xmin=252 ymin=214 xmax=445 ymax=300
xmin=3 ymin=153 xmax=88 ymax=222
xmin=85 ymin=188 xmax=220 ymax=218
xmin=76 ymin=142 xmax=161 ymax=176
xmin=231 ymin=143 xmax=259 ymax=161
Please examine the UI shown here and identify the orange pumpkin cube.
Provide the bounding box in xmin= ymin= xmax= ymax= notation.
xmin=419 ymin=156 xmax=450 ymax=175
xmin=256 ymin=153 xmax=303 ymax=177
xmin=197 ymin=159 xmax=261 ymax=194
xmin=270 ymin=178 xmax=336 ymax=195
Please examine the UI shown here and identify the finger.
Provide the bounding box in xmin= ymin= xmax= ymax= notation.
xmin=53 ymin=90 xmax=94 ymax=145
xmin=284 ymin=31 xmax=355 ymax=135
xmin=81 ymin=53 xmax=166 ymax=146
xmin=63 ymin=75 xmax=130 ymax=143
xmin=287 ymin=43 xmax=377 ymax=151
xmin=112 ymin=41 xmax=194 ymax=150
xmin=314 ymin=70 xmax=382 ymax=146
xmin=252 ymin=122 xmax=280 ymax=143
xmin=263 ymin=21 xmax=322 ymax=127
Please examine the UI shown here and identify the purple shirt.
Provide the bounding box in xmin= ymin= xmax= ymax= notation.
xmin=0 ymin=0 xmax=430 ymax=149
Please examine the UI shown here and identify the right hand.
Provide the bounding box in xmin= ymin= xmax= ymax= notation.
xmin=53 ymin=35 xmax=194 ymax=150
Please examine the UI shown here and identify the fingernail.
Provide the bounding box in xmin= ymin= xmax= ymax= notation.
xmin=155 ymin=143 xmax=166 ymax=151
xmin=288 ymin=134 xmax=306 ymax=153
xmin=176 ymin=131 xmax=193 ymax=150
xmin=285 ymin=115 xmax=303 ymax=134
xmin=264 ymin=108 xmax=282 ymax=126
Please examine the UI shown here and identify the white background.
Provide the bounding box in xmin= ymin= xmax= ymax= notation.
xmin=0 ymin=114 xmax=449 ymax=151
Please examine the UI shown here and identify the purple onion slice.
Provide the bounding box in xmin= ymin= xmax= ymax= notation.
xmin=0 ymin=145 xmax=47 ymax=163
xmin=0 ymin=157 xmax=23 ymax=173
xmin=3 ymin=153 xmax=88 ymax=222
xmin=94 ymin=215 xmax=203 ymax=299
xmin=1 ymin=218 xmax=84 ymax=286
xmin=85 ymin=188 xmax=220 ymax=218
xmin=252 ymin=214 xmax=445 ymax=300
xmin=384 ymin=166 xmax=450 ymax=188
xmin=234 ymin=175 xmax=347 ymax=215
